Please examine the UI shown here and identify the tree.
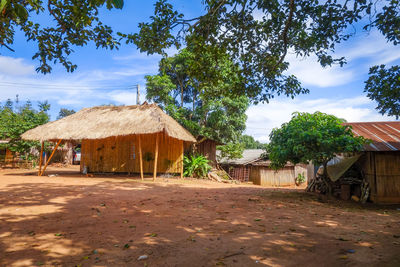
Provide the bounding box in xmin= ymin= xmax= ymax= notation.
xmin=217 ymin=142 xmax=244 ymax=161
xmin=364 ymin=65 xmax=400 ymax=118
xmin=57 ymin=108 xmax=76 ymax=119
xmin=132 ymin=0 xmax=400 ymax=106
xmin=240 ymin=135 xmax=265 ymax=149
xmin=267 ymin=112 xmax=367 ymax=194
xmin=0 ymin=99 xmax=50 ymax=157
xmin=145 ymin=48 xmax=249 ymax=145
xmin=0 ymin=0 xmax=124 ymax=73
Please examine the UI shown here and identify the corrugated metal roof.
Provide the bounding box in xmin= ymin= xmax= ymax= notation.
xmin=217 ymin=149 xmax=264 ymax=165
xmin=345 ymin=121 xmax=400 ymax=151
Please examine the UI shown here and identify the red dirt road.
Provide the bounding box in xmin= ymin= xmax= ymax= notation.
xmin=0 ymin=166 xmax=399 ymax=267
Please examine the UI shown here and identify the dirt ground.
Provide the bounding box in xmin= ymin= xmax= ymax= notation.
xmin=0 ymin=166 xmax=399 ymax=267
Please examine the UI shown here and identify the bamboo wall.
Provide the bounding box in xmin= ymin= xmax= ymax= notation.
xmin=251 ymin=164 xmax=309 ymax=187
xmin=361 ymin=152 xmax=400 ymax=203
xmin=80 ymin=133 xmax=183 ymax=174
xmin=196 ymin=139 xmax=217 ymax=166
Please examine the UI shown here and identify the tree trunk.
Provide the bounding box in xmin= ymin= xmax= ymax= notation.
xmin=322 ymin=161 xmax=333 ymax=195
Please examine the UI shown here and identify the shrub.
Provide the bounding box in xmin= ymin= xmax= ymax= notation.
xmin=183 ymin=155 xmax=211 ymax=178
xmin=295 ymin=173 xmax=306 ymax=185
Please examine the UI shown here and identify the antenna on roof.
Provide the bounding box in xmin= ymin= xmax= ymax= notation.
xmin=136 ymin=84 xmax=140 ymax=105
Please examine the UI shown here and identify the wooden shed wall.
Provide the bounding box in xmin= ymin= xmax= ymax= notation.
xmin=80 ymin=133 xmax=183 ymax=173
xmin=361 ymin=151 xmax=400 ymax=203
xmin=196 ymin=139 xmax=217 ymax=166
xmin=252 ymin=166 xmax=295 ymax=186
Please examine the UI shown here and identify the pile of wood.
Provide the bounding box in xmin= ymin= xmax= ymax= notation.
xmin=306 ymin=174 xmax=370 ymax=203
xmin=208 ymin=168 xmax=240 ymax=184
xmin=306 ymin=174 xmax=330 ymax=193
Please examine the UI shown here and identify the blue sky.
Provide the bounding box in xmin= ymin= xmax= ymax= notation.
xmin=0 ymin=1 xmax=399 ymax=142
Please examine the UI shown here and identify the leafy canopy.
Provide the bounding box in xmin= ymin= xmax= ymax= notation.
xmin=57 ymin=108 xmax=76 ymax=119
xmin=240 ymin=135 xmax=265 ymax=149
xmin=145 ymin=48 xmax=249 ymax=144
xmin=267 ymin=112 xmax=367 ymax=169
xmin=365 ymin=65 xmax=400 ymax=119
xmin=0 ymin=0 xmax=124 ymax=73
xmin=2 ymin=0 xmax=399 ymax=116
xmin=133 ymin=0 xmax=400 ymax=104
xmin=0 ymin=99 xmax=50 ymax=155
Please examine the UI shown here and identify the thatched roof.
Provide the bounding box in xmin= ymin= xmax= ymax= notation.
xmin=22 ymin=103 xmax=196 ymax=142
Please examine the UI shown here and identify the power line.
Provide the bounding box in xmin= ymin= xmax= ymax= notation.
xmin=0 ymin=81 xmax=137 ymax=91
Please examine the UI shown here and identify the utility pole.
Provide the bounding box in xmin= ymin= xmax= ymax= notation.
xmin=136 ymin=84 xmax=140 ymax=105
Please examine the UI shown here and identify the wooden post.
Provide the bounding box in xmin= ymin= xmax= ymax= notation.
xmin=38 ymin=141 xmax=44 ymax=176
xmin=138 ymin=135 xmax=144 ymax=180
xmin=180 ymin=141 xmax=184 ymax=179
xmin=153 ymin=133 xmax=159 ymax=181
xmin=40 ymin=139 xmax=62 ymax=176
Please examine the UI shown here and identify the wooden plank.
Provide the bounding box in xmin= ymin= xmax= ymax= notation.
xmin=38 ymin=141 xmax=44 ymax=176
xmin=40 ymin=139 xmax=62 ymax=176
xmin=180 ymin=140 xmax=184 ymax=179
xmin=153 ymin=133 xmax=159 ymax=181
xmin=139 ymin=135 xmax=144 ymax=180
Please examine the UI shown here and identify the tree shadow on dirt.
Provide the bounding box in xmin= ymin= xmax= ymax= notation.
xmin=0 ymin=175 xmax=399 ymax=266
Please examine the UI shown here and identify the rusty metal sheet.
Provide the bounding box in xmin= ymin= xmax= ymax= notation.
xmin=345 ymin=122 xmax=400 ymax=151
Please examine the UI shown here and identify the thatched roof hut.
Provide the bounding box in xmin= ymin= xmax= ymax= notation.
xmin=22 ymin=103 xmax=196 ymax=178
xmin=22 ymin=103 xmax=196 ymax=142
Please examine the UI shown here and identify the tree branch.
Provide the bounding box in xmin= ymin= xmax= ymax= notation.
xmin=277 ymin=0 xmax=295 ymax=66
xmin=47 ymin=0 xmax=69 ymax=33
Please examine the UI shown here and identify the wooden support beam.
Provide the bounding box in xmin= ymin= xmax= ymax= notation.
xmin=180 ymin=141 xmax=184 ymax=179
xmin=153 ymin=133 xmax=159 ymax=181
xmin=38 ymin=141 xmax=44 ymax=176
xmin=40 ymin=139 xmax=62 ymax=176
xmin=138 ymin=135 xmax=144 ymax=180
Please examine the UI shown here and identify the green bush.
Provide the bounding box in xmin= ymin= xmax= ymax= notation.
xmin=183 ymin=155 xmax=211 ymax=178
xmin=295 ymin=173 xmax=306 ymax=185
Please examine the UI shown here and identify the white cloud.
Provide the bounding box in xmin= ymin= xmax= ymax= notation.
xmin=0 ymin=56 xmax=35 ymax=76
xmin=287 ymin=53 xmax=355 ymax=87
xmin=343 ymin=31 xmax=400 ymax=65
xmin=245 ymin=96 xmax=397 ymax=142
xmin=107 ymin=90 xmax=138 ymax=105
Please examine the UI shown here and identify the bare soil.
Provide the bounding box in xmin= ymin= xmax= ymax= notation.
xmin=0 ymin=165 xmax=399 ymax=267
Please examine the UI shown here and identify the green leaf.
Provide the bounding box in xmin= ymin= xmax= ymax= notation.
xmin=0 ymin=0 xmax=7 ymax=12
xmin=112 ymin=0 xmax=123 ymax=9
xmin=14 ymin=3 xmax=28 ymax=22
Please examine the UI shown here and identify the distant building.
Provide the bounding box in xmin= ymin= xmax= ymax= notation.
xmin=218 ymin=149 xmax=314 ymax=186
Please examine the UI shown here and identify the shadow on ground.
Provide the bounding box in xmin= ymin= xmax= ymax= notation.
xmin=0 ymin=169 xmax=400 ymax=266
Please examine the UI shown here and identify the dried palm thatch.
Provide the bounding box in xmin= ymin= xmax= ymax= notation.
xmin=22 ymin=103 xmax=196 ymax=142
